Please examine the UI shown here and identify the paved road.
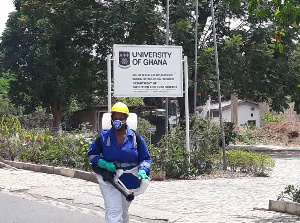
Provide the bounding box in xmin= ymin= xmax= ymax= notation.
xmin=1 ymin=151 xmax=300 ymax=222
xmin=0 ymin=193 xmax=105 ymax=223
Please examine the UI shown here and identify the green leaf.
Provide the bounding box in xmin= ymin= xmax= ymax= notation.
xmin=278 ymin=43 xmax=284 ymax=53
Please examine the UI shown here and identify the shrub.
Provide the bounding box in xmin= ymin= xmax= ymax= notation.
xmin=224 ymin=149 xmax=275 ymax=176
xmin=236 ymin=124 xmax=258 ymax=145
xmin=0 ymin=114 xmax=25 ymax=160
xmin=277 ymin=185 xmax=300 ymax=203
xmin=137 ymin=117 xmax=153 ymax=145
xmin=261 ymin=112 xmax=284 ymax=123
xmin=150 ymin=116 xmax=238 ymax=179
xmin=157 ymin=126 xmax=192 ymax=179
xmin=18 ymin=106 xmax=53 ymax=130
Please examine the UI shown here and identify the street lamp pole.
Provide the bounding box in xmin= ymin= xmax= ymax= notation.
xmin=194 ymin=0 xmax=199 ymax=115
xmin=165 ymin=0 xmax=170 ymax=136
xmin=210 ymin=0 xmax=227 ymax=170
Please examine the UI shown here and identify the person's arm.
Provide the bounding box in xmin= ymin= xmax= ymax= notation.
xmin=137 ymin=136 xmax=152 ymax=175
xmin=87 ymin=135 xmax=103 ymax=166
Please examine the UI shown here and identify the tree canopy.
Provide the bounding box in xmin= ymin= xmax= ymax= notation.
xmin=1 ymin=0 xmax=300 ymax=126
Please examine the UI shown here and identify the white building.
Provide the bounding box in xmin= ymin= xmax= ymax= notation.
xmin=204 ymin=100 xmax=261 ymax=127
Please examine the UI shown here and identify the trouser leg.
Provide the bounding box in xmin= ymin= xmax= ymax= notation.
xmin=100 ymin=183 xmax=123 ymax=223
xmin=121 ymin=195 xmax=131 ymax=223
xmin=99 ymin=182 xmax=132 ymax=223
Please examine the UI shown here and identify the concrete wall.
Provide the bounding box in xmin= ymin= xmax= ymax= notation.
xmin=237 ymin=102 xmax=260 ymax=127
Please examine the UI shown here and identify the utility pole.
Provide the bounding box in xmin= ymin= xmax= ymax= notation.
xmin=165 ymin=0 xmax=170 ymax=136
xmin=210 ymin=0 xmax=227 ymax=170
xmin=194 ymin=0 xmax=199 ymax=115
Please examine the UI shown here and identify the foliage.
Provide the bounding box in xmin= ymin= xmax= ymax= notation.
xmin=278 ymin=185 xmax=300 ymax=203
xmin=287 ymin=44 xmax=300 ymax=114
xmin=231 ymin=0 xmax=300 ymax=52
xmin=136 ymin=117 xmax=153 ymax=146
xmin=115 ymin=98 xmax=145 ymax=107
xmin=236 ymin=124 xmax=258 ymax=145
xmin=217 ymin=28 xmax=299 ymax=113
xmin=152 ymin=124 xmax=191 ymax=179
xmin=224 ymin=121 xmax=237 ymax=145
xmin=0 ymin=95 xmax=17 ymax=117
xmin=18 ymin=106 xmax=53 ymax=130
xmin=150 ymin=116 xmax=237 ymax=179
xmin=1 ymin=0 xmax=300 ymax=124
xmin=261 ymin=112 xmax=284 ymax=124
xmin=0 ymin=114 xmax=94 ymax=170
xmin=224 ymin=149 xmax=275 ymax=176
xmin=1 ymin=0 xmax=105 ymax=126
xmin=0 ymin=71 xmax=17 ymax=116
xmin=0 ymin=114 xmax=25 ymax=160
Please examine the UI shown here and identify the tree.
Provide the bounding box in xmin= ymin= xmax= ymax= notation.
xmin=1 ymin=0 xmax=165 ymax=127
xmin=193 ymin=0 xmax=300 ymax=114
xmin=239 ymin=0 xmax=300 ymax=52
xmin=288 ymin=44 xmax=300 ymax=114
xmin=1 ymin=0 xmax=103 ymax=127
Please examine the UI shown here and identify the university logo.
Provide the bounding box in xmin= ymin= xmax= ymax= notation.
xmin=118 ymin=51 xmax=131 ymax=68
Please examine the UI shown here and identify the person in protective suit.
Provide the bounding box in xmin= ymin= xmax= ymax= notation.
xmin=87 ymin=102 xmax=151 ymax=223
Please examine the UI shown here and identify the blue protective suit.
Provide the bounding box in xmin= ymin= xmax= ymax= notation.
xmin=87 ymin=126 xmax=151 ymax=189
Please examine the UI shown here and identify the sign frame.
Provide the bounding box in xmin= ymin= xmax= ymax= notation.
xmin=113 ymin=44 xmax=183 ymax=97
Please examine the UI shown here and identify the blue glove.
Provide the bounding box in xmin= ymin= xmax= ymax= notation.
xmin=97 ymin=159 xmax=116 ymax=172
xmin=138 ymin=170 xmax=150 ymax=180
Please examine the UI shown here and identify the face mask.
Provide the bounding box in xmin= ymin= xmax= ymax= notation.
xmin=112 ymin=120 xmax=125 ymax=131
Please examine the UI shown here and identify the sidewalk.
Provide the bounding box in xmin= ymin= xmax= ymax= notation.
xmin=1 ymin=146 xmax=300 ymax=222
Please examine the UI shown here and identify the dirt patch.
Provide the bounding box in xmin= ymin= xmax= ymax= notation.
xmin=236 ymin=122 xmax=300 ymax=147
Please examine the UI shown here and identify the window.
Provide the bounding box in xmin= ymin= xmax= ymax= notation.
xmin=248 ymin=120 xmax=256 ymax=126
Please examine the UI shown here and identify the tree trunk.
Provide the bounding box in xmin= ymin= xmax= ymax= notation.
xmin=51 ymin=100 xmax=63 ymax=129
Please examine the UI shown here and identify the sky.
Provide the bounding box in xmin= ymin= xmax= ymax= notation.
xmin=0 ymin=0 xmax=15 ymax=36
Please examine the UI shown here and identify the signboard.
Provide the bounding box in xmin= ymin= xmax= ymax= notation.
xmin=113 ymin=44 xmax=183 ymax=97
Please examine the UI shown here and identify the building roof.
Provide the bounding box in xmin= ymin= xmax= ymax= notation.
xmin=209 ymin=100 xmax=260 ymax=111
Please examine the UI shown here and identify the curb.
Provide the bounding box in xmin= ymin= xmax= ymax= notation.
xmin=269 ymin=200 xmax=300 ymax=216
xmin=3 ymin=160 xmax=98 ymax=184
xmin=228 ymin=144 xmax=300 ymax=153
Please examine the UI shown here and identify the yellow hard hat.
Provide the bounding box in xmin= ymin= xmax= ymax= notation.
xmin=111 ymin=102 xmax=129 ymax=115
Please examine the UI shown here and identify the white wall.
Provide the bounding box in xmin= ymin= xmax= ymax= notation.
xmin=237 ymin=103 xmax=260 ymax=127
xmin=211 ymin=103 xmax=260 ymax=127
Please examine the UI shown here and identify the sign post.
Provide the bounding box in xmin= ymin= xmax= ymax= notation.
xmin=107 ymin=44 xmax=190 ymax=159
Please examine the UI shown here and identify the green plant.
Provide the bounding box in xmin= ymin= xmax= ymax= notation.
xmin=236 ymin=124 xmax=258 ymax=145
xmin=152 ymin=125 xmax=192 ymax=179
xmin=18 ymin=106 xmax=53 ymax=130
xmin=0 ymin=114 xmax=25 ymax=160
xmin=261 ymin=112 xmax=284 ymax=123
xmin=224 ymin=149 xmax=275 ymax=176
xmin=150 ymin=116 xmax=237 ymax=179
xmin=278 ymin=185 xmax=300 ymax=203
xmin=224 ymin=122 xmax=237 ymax=146
xmin=136 ymin=117 xmax=153 ymax=146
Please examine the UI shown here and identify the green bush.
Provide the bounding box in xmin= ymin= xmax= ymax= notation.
xmin=236 ymin=124 xmax=258 ymax=145
xmin=137 ymin=117 xmax=153 ymax=145
xmin=0 ymin=114 xmax=25 ymax=160
xmin=0 ymin=118 xmax=94 ymax=171
xmin=225 ymin=149 xmax=275 ymax=176
xmin=150 ymin=116 xmax=238 ymax=179
xmin=154 ymin=125 xmax=191 ymax=179
xmin=1 ymin=114 xmax=275 ymax=180
xmin=278 ymin=185 xmax=300 ymax=203
xmin=261 ymin=112 xmax=284 ymax=123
